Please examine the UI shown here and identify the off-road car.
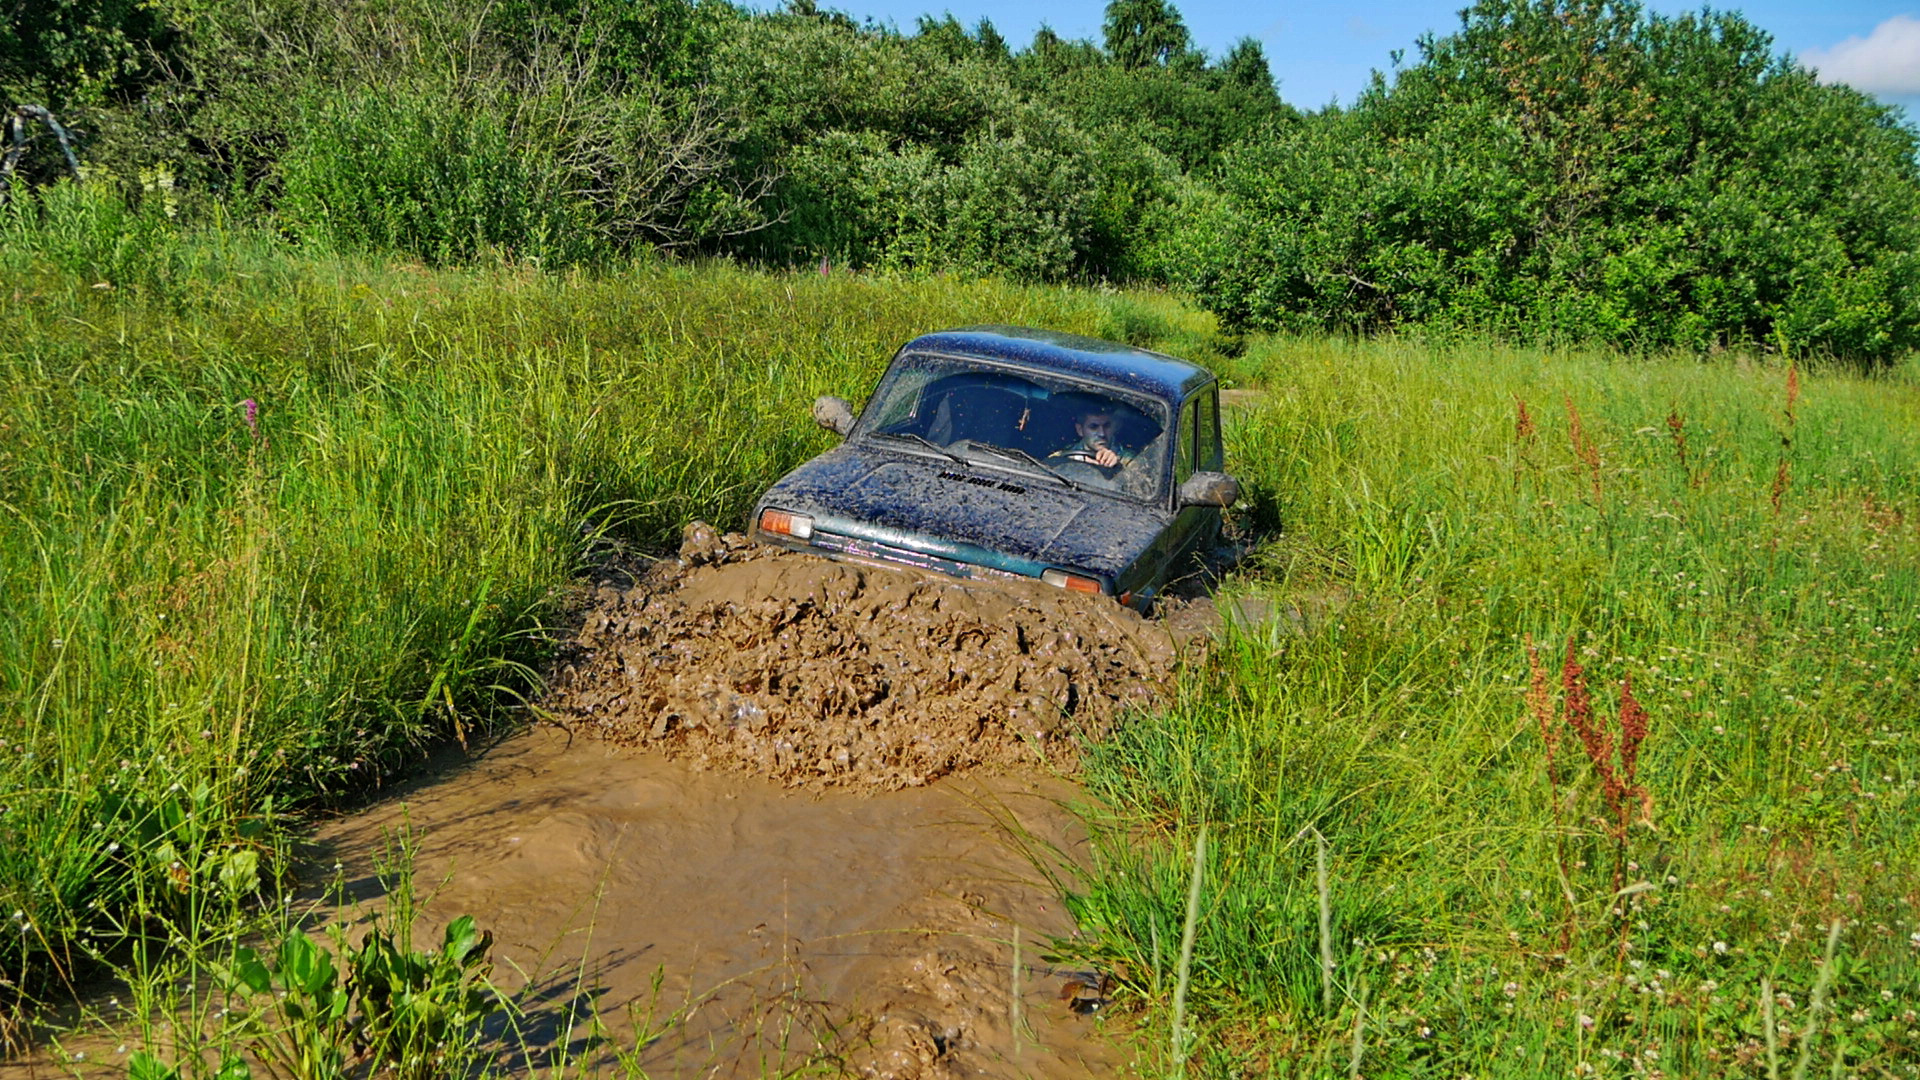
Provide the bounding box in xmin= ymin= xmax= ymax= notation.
xmin=749 ymin=326 xmax=1239 ymax=610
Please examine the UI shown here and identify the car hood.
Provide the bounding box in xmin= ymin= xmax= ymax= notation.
xmin=757 ymin=444 xmax=1169 ymax=580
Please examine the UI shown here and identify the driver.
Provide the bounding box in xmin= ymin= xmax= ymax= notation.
xmin=1049 ymin=401 xmax=1133 ymax=469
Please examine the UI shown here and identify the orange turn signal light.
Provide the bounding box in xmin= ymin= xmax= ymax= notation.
xmin=758 ymin=508 xmax=815 ymax=540
xmin=1041 ymin=569 xmax=1102 ymax=594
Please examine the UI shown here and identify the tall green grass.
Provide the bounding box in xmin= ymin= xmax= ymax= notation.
xmin=0 ymin=184 xmax=1186 ymax=1004
xmin=8 ymin=183 xmax=1917 ymax=1077
xmin=1070 ymin=338 xmax=1920 ymax=1075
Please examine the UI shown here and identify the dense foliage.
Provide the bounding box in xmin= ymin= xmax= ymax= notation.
xmin=1160 ymin=1 xmax=1920 ymax=357
xmin=2 ymin=0 xmax=1916 ymax=350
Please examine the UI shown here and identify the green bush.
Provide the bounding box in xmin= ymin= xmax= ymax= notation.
xmin=776 ymin=130 xmax=946 ymax=270
xmin=277 ymin=83 xmax=585 ymax=265
xmin=1161 ymin=0 xmax=1920 ymax=361
xmin=772 ymin=101 xmax=1157 ymax=281
xmin=936 ymin=105 xmax=1098 ymax=279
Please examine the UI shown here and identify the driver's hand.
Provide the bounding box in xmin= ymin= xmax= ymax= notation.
xmin=1093 ymin=446 xmax=1119 ymax=467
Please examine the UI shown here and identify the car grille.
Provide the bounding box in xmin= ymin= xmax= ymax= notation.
xmin=808 ymin=531 xmax=1024 ymax=583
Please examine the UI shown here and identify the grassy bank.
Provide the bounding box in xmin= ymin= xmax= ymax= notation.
xmin=1070 ymin=339 xmax=1920 ymax=1075
xmin=0 ymin=185 xmax=1204 ymax=1013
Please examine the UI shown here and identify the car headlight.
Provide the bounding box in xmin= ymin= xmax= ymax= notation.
xmin=758 ymin=508 xmax=815 ymax=540
xmin=1041 ymin=568 xmax=1103 ymax=594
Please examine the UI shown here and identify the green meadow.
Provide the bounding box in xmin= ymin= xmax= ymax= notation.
xmin=3 ymin=191 xmax=1917 ymax=1075
xmin=1075 ymin=337 xmax=1920 ymax=1074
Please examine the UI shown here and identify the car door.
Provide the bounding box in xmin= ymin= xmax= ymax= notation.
xmin=1118 ymin=386 xmax=1214 ymax=603
xmin=1169 ymin=385 xmax=1222 ymax=561
xmin=1194 ymin=384 xmax=1223 ymax=507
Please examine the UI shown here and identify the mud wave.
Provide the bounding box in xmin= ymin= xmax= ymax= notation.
xmin=547 ymin=523 xmax=1182 ymax=789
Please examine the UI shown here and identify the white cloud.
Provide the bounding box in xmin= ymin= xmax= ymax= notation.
xmin=1802 ymin=14 xmax=1920 ymax=96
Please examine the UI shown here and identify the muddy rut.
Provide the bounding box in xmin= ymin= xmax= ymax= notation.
xmin=406 ymin=528 xmax=1190 ymax=1074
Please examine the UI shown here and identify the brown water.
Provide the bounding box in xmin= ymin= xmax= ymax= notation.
xmin=312 ymin=728 xmax=1132 ymax=1077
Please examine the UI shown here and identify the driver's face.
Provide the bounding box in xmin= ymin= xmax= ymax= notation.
xmin=1076 ymin=411 xmax=1119 ymax=441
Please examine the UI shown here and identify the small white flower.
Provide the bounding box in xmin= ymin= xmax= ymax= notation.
xmin=1713 ymin=941 xmax=1729 ymax=954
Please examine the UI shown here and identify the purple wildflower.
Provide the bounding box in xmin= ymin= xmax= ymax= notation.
xmin=242 ymin=398 xmax=259 ymax=441
xmin=818 ymin=256 xmax=830 ymax=277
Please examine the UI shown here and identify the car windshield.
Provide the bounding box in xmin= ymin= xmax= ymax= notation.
xmin=854 ymin=352 xmax=1171 ymax=502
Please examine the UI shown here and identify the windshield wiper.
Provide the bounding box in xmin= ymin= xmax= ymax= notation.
xmin=870 ymin=430 xmax=968 ymax=465
xmin=963 ymin=443 xmax=1081 ymax=490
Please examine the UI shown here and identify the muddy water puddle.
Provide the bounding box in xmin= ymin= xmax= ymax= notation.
xmin=315 ymin=728 xmax=1130 ymax=1077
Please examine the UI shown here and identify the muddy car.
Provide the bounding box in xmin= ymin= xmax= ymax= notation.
xmin=749 ymin=326 xmax=1239 ymax=610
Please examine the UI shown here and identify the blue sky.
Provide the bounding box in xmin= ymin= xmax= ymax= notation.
xmin=807 ymin=1 xmax=1920 ymax=113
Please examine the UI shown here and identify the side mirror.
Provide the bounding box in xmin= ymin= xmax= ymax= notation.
xmin=1179 ymin=471 xmax=1241 ymax=508
xmin=812 ymin=395 xmax=856 ymax=437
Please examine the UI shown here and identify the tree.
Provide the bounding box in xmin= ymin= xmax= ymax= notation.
xmin=0 ymin=0 xmax=176 ymax=109
xmin=1102 ymin=0 xmax=1190 ymax=69
xmin=1219 ymin=37 xmax=1276 ymax=96
xmin=914 ymin=14 xmax=973 ymax=62
xmin=975 ymin=17 xmax=1008 ymax=61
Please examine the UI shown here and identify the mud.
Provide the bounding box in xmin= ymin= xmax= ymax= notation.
xmin=316 ymin=729 xmax=1128 ymax=1078
xmin=548 ymin=524 xmax=1184 ymax=790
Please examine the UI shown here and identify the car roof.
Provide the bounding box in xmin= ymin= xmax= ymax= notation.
xmin=898 ymin=325 xmax=1214 ymax=403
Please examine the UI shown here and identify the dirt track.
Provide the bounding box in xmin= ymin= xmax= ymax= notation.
xmin=548 ymin=523 xmax=1186 ymax=790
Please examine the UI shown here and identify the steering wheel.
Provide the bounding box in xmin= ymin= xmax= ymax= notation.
xmin=1049 ymin=456 xmax=1116 ymax=485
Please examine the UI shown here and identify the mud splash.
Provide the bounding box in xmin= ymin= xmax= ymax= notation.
xmin=548 ymin=524 xmax=1183 ymax=790
xmin=314 ymin=729 xmax=1129 ymax=1078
